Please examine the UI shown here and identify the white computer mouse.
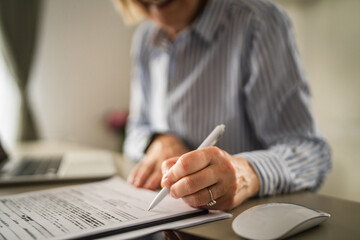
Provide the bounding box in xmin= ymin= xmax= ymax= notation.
xmin=232 ymin=203 xmax=330 ymax=240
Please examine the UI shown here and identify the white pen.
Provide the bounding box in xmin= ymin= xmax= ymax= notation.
xmin=147 ymin=124 xmax=226 ymax=211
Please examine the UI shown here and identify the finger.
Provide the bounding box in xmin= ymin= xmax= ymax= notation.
xmin=201 ymin=195 xmax=234 ymax=211
xmin=163 ymin=148 xmax=213 ymax=187
xmin=127 ymin=162 xmax=143 ymax=184
xmin=163 ymin=231 xmax=180 ymax=240
xmin=161 ymin=157 xmax=178 ymax=176
xmin=132 ymin=159 xmax=155 ymax=187
xmin=143 ymin=169 xmax=162 ymax=190
xmin=181 ymin=183 xmax=227 ymax=208
xmin=170 ymin=165 xmax=218 ymax=198
xmin=161 ymin=157 xmax=179 ymax=188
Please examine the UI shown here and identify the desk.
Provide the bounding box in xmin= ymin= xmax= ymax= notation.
xmin=1 ymin=141 xmax=359 ymax=239
xmin=184 ymin=192 xmax=360 ymax=239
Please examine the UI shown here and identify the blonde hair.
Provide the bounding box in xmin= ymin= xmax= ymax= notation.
xmin=113 ymin=0 xmax=146 ymax=24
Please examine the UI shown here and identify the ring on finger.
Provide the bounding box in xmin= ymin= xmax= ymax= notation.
xmin=206 ymin=187 xmax=216 ymax=207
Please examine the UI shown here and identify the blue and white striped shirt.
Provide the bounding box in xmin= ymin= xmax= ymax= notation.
xmin=124 ymin=0 xmax=331 ymax=197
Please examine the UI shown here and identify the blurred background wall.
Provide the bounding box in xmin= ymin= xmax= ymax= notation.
xmin=30 ymin=0 xmax=134 ymax=150
xmin=0 ymin=0 xmax=359 ymax=202
xmin=274 ymin=0 xmax=360 ymax=203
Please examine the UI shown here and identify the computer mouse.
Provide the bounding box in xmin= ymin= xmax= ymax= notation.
xmin=232 ymin=203 xmax=330 ymax=240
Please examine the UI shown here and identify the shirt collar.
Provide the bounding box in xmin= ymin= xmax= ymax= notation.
xmin=152 ymin=27 xmax=172 ymax=50
xmin=191 ymin=0 xmax=228 ymax=43
xmin=151 ymin=0 xmax=229 ymax=48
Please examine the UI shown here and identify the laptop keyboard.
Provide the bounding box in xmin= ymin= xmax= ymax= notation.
xmin=13 ymin=157 xmax=62 ymax=176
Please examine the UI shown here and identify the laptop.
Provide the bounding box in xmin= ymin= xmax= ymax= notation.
xmin=0 ymin=140 xmax=117 ymax=185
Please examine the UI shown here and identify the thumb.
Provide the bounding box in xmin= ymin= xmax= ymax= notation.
xmin=161 ymin=157 xmax=178 ymax=175
xmin=161 ymin=157 xmax=178 ymax=187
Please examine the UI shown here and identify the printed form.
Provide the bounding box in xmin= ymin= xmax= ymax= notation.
xmin=0 ymin=177 xmax=206 ymax=240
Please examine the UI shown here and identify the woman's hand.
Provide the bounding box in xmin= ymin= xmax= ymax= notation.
xmin=161 ymin=147 xmax=260 ymax=211
xmin=127 ymin=134 xmax=189 ymax=190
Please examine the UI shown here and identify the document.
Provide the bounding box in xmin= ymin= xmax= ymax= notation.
xmin=104 ymin=210 xmax=232 ymax=240
xmin=0 ymin=177 xmax=219 ymax=240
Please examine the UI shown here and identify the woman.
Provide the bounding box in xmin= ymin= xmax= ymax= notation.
xmin=117 ymin=0 xmax=331 ymax=211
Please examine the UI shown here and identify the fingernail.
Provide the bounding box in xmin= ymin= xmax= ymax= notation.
xmin=170 ymin=190 xmax=178 ymax=199
xmin=134 ymin=178 xmax=140 ymax=186
xmin=162 ymin=176 xmax=172 ymax=188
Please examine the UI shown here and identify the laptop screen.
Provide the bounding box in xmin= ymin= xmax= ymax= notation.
xmin=0 ymin=141 xmax=9 ymax=168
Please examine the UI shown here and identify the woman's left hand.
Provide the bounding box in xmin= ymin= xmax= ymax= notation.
xmin=161 ymin=146 xmax=260 ymax=211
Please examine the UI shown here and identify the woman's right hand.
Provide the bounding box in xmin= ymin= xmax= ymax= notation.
xmin=160 ymin=147 xmax=260 ymax=211
xmin=127 ymin=134 xmax=189 ymax=190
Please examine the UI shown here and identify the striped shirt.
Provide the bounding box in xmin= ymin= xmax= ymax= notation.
xmin=124 ymin=0 xmax=331 ymax=197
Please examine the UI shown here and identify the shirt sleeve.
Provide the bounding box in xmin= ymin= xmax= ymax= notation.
xmin=238 ymin=7 xmax=331 ymax=197
xmin=123 ymin=23 xmax=153 ymax=162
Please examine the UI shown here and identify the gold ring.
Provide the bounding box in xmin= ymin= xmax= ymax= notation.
xmin=207 ymin=188 xmax=216 ymax=207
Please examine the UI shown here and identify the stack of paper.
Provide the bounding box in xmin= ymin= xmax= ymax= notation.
xmin=0 ymin=177 xmax=231 ymax=239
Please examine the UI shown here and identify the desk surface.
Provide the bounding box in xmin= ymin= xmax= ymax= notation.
xmin=1 ymin=141 xmax=359 ymax=240
xmin=184 ymin=192 xmax=360 ymax=239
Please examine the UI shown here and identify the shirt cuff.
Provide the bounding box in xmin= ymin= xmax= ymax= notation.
xmin=143 ymin=133 xmax=162 ymax=153
xmin=124 ymin=128 xmax=153 ymax=162
xmin=237 ymin=150 xmax=292 ymax=197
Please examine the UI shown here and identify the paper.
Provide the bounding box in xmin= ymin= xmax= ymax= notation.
xmin=103 ymin=210 xmax=232 ymax=240
xmin=0 ymin=177 xmax=210 ymax=240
